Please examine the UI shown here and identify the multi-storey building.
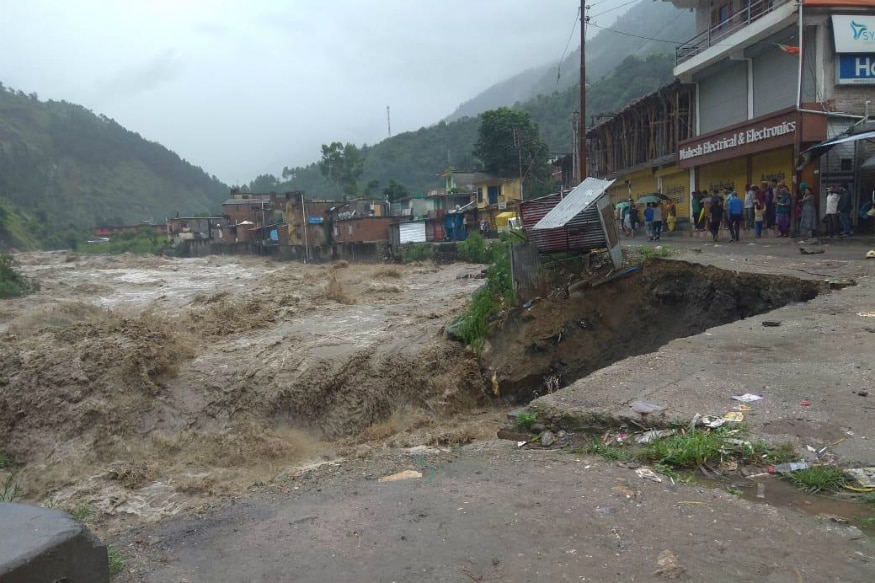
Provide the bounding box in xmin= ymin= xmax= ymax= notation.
xmin=590 ymin=0 xmax=875 ymax=226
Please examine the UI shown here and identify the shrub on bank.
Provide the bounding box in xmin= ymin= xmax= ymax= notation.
xmin=0 ymin=255 xmax=40 ymax=298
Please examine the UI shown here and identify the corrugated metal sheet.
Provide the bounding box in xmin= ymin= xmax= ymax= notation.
xmin=399 ymin=221 xmax=426 ymax=244
xmin=519 ymin=189 xmax=612 ymax=255
xmin=532 ymin=177 xmax=615 ymax=230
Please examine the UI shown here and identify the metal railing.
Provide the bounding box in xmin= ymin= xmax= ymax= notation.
xmin=676 ymin=0 xmax=793 ymax=65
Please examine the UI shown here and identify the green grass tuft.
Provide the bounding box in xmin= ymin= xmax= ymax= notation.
xmin=639 ymin=429 xmax=727 ymax=469
xmin=638 ymin=246 xmax=674 ymax=260
xmin=786 ymin=466 xmax=848 ymax=493
xmin=107 ymin=544 xmax=125 ymax=576
xmin=514 ymin=411 xmax=538 ymax=431
xmin=0 ymin=471 xmax=23 ymax=502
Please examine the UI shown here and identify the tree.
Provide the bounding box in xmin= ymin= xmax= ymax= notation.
xmin=319 ymin=141 xmax=364 ymax=196
xmin=383 ymin=179 xmax=409 ymax=203
xmin=248 ymin=173 xmax=280 ymax=193
xmin=363 ymin=179 xmax=381 ymax=199
xmin=473 ymin=107 xmax=551 ymax=196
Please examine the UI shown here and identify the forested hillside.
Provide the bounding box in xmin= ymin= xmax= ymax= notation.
xmin=0 ymin=86 xmax=228 ymax=249
xmin=270 ymin=53 xmax=675 ymax=199
xmin=446 ymin=0 xmax=693 ymax=121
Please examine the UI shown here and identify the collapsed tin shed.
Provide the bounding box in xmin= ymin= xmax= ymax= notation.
xmin=529 ymin=177 xmax=622 ymax=269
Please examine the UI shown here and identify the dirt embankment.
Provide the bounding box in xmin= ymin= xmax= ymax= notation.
xmin=482 ymin=259 xmax=824 ymax=402
xmin=0 ymin=253 xmax=488 ymax=525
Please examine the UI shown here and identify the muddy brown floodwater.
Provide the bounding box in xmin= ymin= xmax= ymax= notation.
xmin=0 ymin=252 xmax=496 ymax=533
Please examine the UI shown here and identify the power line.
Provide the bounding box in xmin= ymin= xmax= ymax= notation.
xmin=587 ymin=22 xmax=681 ymax=45
xmin=590 ymin=0 xmax=639 ymax=19
xmin=556 ymin=6 xmax=581 ymax=86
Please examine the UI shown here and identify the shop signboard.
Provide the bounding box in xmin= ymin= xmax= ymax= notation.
xmin=678 ymin=110 xmax=797 ymax=168
xmin=832 ymin=15 xmax=875 ymax=54
xmin=837 ymin=54 xmax=875 ymax=85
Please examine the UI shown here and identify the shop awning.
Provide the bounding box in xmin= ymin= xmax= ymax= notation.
xmin=495 ymin=211 xmax=516 ymax=226
xmin=797 ymin=129 xmax=875 ymax=170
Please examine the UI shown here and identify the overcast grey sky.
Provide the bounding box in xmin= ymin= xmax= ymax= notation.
xmin=0 ymin=0 xmax=630 ymax=184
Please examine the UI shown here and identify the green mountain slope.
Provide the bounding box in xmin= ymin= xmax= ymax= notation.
xmin=0 ymin=86 xmax=228 ymax=248
xmin=446 ymin=0 xmax=693 ymax=122
xmin=276 ymin=53 xmax=674 ymax=198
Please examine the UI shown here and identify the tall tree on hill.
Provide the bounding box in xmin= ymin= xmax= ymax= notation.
xmin=319 ymin=141 xmax=364 ymax=196
xmin=383 ymin=179 xmax=409 ymax=203
xmin=472 ymin=108 xmax=551 ymax=198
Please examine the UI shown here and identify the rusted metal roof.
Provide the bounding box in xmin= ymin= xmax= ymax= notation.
xmin=531 ymin=177 xmax=614 ymax=231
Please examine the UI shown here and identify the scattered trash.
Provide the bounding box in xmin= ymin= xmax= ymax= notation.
xmin=635 ymin=429 xmax=675 ymax=444
xmin=799 ymin=248 xmax=825 ymax=255
xmin=866 ymin=250 xmax=875 ymax=259
xmin=731 ymin=393 xmax=763 ymax=402
xmin=517 ymin=441 xmax=527 ymax=448
xmin=378 ymin=470 xmax=423 ymax=483
xmin=636 ymin=467 xmax=663 ymax=483
xmin=491 ymin=372 xmax=500 ymax=396
xmin=540 ymin=431 xmax=556 ymax=447
xmin=800 ymin=400 xmax=811 ymax=407
xmin=756 ymin=482 xmax=766 ymax=499
xmin=522 ymin=300 xmax=534 ymax=309
xmin=819 ymin=514 xmax=849 ymax=524
xmin=699 ymin=415 xmax=725 ymax=428
xmin=806 ymin=445 xmax=817 ymax=453
xmin=762 ymin=320 xmax=781 ymax=327
xmin=845 ymin=467 xmax=875 ymax=489
xmin=723 ymin=411 xmax=744 ymax=423
xmin=858 ymin=311 xmax=875 ymax=318
xmin=735 ymin=404 xmax=753 ymax=411
xmin=768 ymin=462 xmax=811 ymax=474
xmin=629 ymin=400 xmax=665 ymax=415
xmin=857 ymin=390 xmax=869 ymax=397
xmin=654 ymin=549 xmax=685 ymax=579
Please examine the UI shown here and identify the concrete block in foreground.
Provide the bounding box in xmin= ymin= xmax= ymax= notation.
xmin=0 ymin=502 xmax=109 ymax=583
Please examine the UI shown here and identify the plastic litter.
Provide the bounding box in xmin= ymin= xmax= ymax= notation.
xmin=768 ymin=462 xmax=811 ymax=474
xmin=845 ymin=467 xmax=875 ymax=489
xmin=699 ymin=415 xmax=725 ymax=428
xmin=731 ymin=393 xmax=763 ymax=402
xmin=635 ymin=429 xmax=675 ymax=444
xmin=800 ymin=400 xmax=811 ymax=407
xmin=378 ymin=470 xmax=423 ymax=483
xmin=636 ymin=467 xmax=663 ymax=483
xmin=723 ymin=411 xmax=744 ymax=423
xmin=858 ymin=311 xmax=875 ymax=318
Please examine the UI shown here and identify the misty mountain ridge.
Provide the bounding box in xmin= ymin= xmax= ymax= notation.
xmin=446 ymin=0 xmax=693 ymax=122
xmin=0 ymin=85 xmax=228 ymax=249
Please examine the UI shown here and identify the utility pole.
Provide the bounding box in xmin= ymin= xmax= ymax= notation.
xmin=513 ymin=128 xmax=524 ymax=201
xmin=572 ymin=111 xmax=580 ymax=186
xmin=579 ymin=1 xmax=588 ymax=183
xmin=386 ymin=106 xmax=392 ymax=137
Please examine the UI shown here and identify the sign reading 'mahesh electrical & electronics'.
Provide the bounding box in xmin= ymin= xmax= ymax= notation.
xmin=677 ymin=111 xmax=797 ymax=168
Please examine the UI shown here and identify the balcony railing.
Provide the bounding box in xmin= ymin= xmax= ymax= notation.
xmin=676 ymin=0 xmax=792 ymax=65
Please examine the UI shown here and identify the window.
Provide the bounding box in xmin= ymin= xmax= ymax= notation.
xmin=477 ymin=187 xmax=483 ymax=203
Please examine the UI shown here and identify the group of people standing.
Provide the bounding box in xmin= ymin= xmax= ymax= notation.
xmin=689 ymin=179 xmax=849 ymax=242
xmin=616 ymin=198 xmax=674 ymax=241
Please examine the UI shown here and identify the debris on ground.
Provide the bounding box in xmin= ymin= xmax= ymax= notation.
xmin=799 ymin=248 xmax=825 ymax=255
xmin=540 ymin=431 xmax=557 ymax=447
xmin=731 ymin=393 xmax=764 ymax=402
xmin=636 ymin=467 xmax=663 ymax=483
xmin=378 ymin=470 xmax=423 ymax=483
xmin=762 ymin=320 xmax=781 ymax=327
xmin=845 ymin=467 xmax=875 ymax=489
xmin=768 ymin=462 xmax=811 ymax=474
xmin=654 ymin=549 xmax=685 ymax=579
xmin=635 ymin=429 xmax=675 ymax=444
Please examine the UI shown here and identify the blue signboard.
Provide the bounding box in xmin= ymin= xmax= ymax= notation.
xmin=838 ymin=54 xmax=875 ymax=85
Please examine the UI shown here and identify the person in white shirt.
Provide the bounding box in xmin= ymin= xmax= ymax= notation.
xmin=744 ymin=185 xmax=755 ymax=230
xmin=651 ymin=203 xmax=663 ymax=241
xmin=825 ymin=185 xmax=840 ymax=238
